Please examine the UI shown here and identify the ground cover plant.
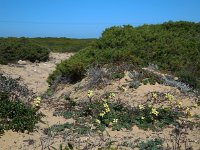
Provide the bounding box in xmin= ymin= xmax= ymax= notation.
xmin=48 ymin=21 xmax=200 ymax=90
xmin=42 ymin=88 xmax=200 ymax=149
xmin=49 ymin=90 xmax=195 ymax=136
xmin=0 ymin=92 xmax=42 ymax=133
xmin=0 ymin=75 xmax=43 ymax=135
xmin=137 ymin=138 xmax=163 ymax=150
xmin=0 ymin=74 xmax=33 ymax=102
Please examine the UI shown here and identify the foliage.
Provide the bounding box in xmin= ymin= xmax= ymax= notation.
xmin=31 ymin=37 xmax=95 ymax=53
xmin=138 ymin=138 xmax=163 ymax=150
xmin=48 ymin=21 xmax=200 ymax=90
xmin=0 ymin=37 xmax=50 ymax=64
xmin=0 ymin=92 xmax=42 ymax=133
xmin=52 ymin=91 xmax=185 ymax=134
xmin=48 ymin=47 xmax=95 ymax=84
xmin=0 ymin=74 xmax=33 ymax=102
xmin=45 ymin=122 xmax=73 ymax=136
xmin=133 ymin=104 xmax=181 ymax=130
xmin=0 ymin=75 xmax=42 ymax=134
xmin=51 ymin=143 xmax=73 ymax=150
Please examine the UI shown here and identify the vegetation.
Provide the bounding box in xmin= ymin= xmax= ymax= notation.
xmin=31 ymin=37 xmax=95 ymax=52
xmin=0 ymin=37 xmax=50 ymax=64
xmin=138 ymin=138 xmax=163 ymax=150
xmin=50 ymin=91 xmax=193 ymax=135
xmin=0 ymin=74 xmax=33 ymax=102
xmin=44 ymin=89 xmax=199 ymax=149
xmin=48 ymin=21 xmax=200 ymax=90
xmin=0 ymin=92 xmax=42 ymax=133
xmin=0 ymin=37 xmax=94 ymax=64
xmin=0 ymin=75 xmax=42 ymax=135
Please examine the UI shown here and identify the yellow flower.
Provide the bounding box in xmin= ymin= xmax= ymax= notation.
xmin=37 ymin=96 xmax=41 ymax=100
xmin=177 ymin=101 xmax=182 ymax=108
xmin=139 ymin=104 xmax=144 ymax=110
xmin=34 ymin=103 xmax=39 ymax=107
xmin=33 ymin=96 xmax=41 ymax=107
xmin=151 ymin=107 xmax=159 ymax=116
xmin=165 ymin=93 xmax=174 ymax=101
xmin=109 ymin=93 xmax=115 ymax=99
xmin=99 ymin=112 xmax=106 ymax=117
xmin=152 ymin=93 xmax=157 ymax=99
xmin=121 ymin=87 xmax=127 ymax=92
xmin=103 ymin=103 xmax=109 ymax=108
xmin=95 ymin=119 xmax=101 ymax=124
xmin=102 ymin=98 xmax=107 ymax=102
xmin=141 ymin=116 xmax=145 ymax=120
xmin=185 ymin=107 xmax=192 ymax=117
xmin=113 ymin=119 xmax=118 ymax=123
xmin=87 ymin=90 xmax=94 ymax=98
xmin=105 ymin=107 xmax=110 ymax=113
xmin=186 ymin=107 xmax=190 ymax=111
xmin=193 ymin=103 xmax=198 ymax=108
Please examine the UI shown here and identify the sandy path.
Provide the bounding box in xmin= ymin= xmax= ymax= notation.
xmin=0 ymin=52 xmax=73 ymax=94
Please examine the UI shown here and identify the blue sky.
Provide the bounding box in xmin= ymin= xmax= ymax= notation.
xmin=0 ymin=0 xmax=200 ymax=38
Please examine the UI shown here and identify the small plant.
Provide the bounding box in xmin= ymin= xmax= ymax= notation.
xmin=0 ymin=92 xmax=43 ymax=133
xmin=112 ymin=72 xmax=125 ymax=79
xmin=133 ymin=104 xmax=182 ymax=130
xmin=138 ymin=138 xmax=163 ymax=150
xmin=45 ymin=122 xmax=73 ymax=136
xmin=0 ymin=74 xmax=34 ymax=102
xmin=51 ymin=143 xmax=73 ymax=150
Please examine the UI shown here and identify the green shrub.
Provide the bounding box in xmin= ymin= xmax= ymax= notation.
xmin=30 ymin=37 xmax=95 ymax=53
xmin=0 ymin=92 xmax=42 ymax=133
xmin=0 ymin=74 xmax=33 ymax=101
xmin=48 ymin=21 xmax=200 ymax=90
xmin=48 ymin=47 xmax=95 ymax=84
xmin=0 ymin=37 xmax=50 ymax=64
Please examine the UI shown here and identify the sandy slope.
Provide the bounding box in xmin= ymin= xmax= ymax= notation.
xmin=0 ymin=52 xmax=200 ymax=150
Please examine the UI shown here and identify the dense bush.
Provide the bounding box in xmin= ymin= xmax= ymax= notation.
xmin=0 ymin=74 xmax=33 ymax=102
xmin=0 ymin=92 xmax=42 ymax=133
xmin=0 ymin=37 xmax=50 ymax=64
xmin=30 ymin=37 xmax=95 ymax=53
xmin=0 ymin=75 xmax=42 ymax=134
xmin=48 ymin=21 xmax=200 ymax=90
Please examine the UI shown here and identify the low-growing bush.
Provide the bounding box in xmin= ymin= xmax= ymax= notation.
xmin=0 ymin=37 xmax=50 ymax=64
xmin=0 ymin=74 xmax=34 ymax=103
xmin=48 ymin=21 xmax=200 ymax=90
xmin=0 ymin=92 xmax=42 ymax=133
xmin=138 ymin=138 xmax=163 ymax=150
xmin=31 ymin=37 xmax=95 ymax=53
xmin=52 ymin=91 xmax=189 ymax=133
